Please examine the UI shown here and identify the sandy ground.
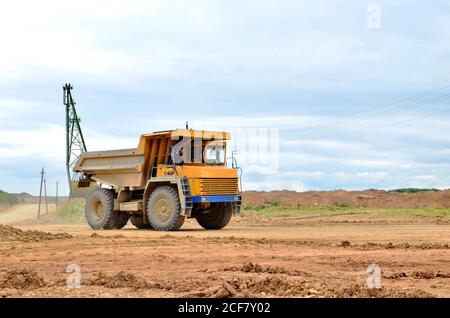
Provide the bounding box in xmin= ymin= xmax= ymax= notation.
xmin=0 ymin=208 xmax=449 ymax=298
xmin=0 ymin=204 xmax=55 ymax=224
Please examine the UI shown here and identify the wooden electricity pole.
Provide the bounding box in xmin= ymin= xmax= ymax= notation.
xmin=44 ymin=177 xmax=49 ymax=215
xmin=55 ymin=181 xmax=59 ymax=211
xmin=38 ymin=168 xmax=45 ymax=219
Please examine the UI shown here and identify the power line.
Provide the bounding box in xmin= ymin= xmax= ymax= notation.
xmin=298 ymin=108 xmax=450 ymax=141
xmin=283 ymin=91 xmax=450 ymax=133
xmin=282 ymin=83 xmax=450 ymax=130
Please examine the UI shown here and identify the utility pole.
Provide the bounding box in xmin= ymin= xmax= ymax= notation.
xmin=44 ymin=177 xmax=49 ymax=215
xmin=55 ymin=181 xmax=59 ymax=212
xmin=38 ymin=168 xmax=45 ymax=219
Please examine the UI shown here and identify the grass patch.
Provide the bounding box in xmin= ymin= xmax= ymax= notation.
xmin=57 ymin=200 xmax=85 ymax=223
xmin=243 ymin=204 xmax=261 ymax=211
xmin=331 ymin=202 xmax=353 ymax=210
xmin=243 ymin=205 xmax=355 ymax=218
xmin=242 ymin=204 xmax=450 ymax=218
xmin=265 ymin=200 xmax=283 ymax=207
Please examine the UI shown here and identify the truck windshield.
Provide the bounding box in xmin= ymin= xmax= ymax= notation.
xmin=204 ymin=144 xmax=226 ymax=165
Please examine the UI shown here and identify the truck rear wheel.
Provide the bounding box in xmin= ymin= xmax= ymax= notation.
xmin=85 ymin=188 xmax=122 ymax=230
xmin=112 ymin=212 xmax=130 ymax=229
xmin=195 ymin=203 xmax=232 ymax=230
xmin=147 ymin=186 xmax=185 ymax=231
xmin=130 ymin=214 xmax=152 ymax=229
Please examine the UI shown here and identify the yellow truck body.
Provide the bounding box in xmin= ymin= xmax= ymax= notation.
xmin=74 ymin=129 xmax=241 ymax=231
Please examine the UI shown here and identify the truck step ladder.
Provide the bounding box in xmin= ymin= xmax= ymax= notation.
xmin=180 ymin=177 xmax=193 ymax=210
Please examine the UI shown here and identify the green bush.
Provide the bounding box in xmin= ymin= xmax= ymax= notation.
xmin=57 ymin=201 xmax=85 ymax=223
xmin=331 ymin=202 xmax=352 ymax=209
xmin=265 ymin=200 xmax=282 ymax=207
xmin=242 ymin=204 xmax=265 ymax=211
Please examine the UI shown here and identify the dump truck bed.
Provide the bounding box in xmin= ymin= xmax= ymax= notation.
xmin=74 ymin=148 xmax=145 ymax=187
xmin=73 ymin=129 xmax=230 ymax=188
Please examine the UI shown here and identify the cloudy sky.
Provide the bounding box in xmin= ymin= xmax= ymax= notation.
xmin=1 ymin=0 xmax=450 ymax=195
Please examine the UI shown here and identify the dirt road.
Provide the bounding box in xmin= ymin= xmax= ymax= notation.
xmin=1 ymin=213 xmax=449 ymax=298
xmin=0 ymin=204 xmax=56 ymax=225
xmin=14 ymin=220 xmax=450 ymax=245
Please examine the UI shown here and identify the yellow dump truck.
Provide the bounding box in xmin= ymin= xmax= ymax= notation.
xmin=74 ymin=129 xmax=241 ymax=231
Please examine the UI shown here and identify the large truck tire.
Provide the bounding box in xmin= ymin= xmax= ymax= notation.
xmin=85 ymin=188 xmax=123 ymax=230
xmin=130 ymin=214 xmax=152 ymax=229
xmin=112 ymin=212 xmax=130 ymax=229
xmin=147 ymin=186 xmax=185 ymax=231
xmin=196 ymin=202 xmax=232 ymax=230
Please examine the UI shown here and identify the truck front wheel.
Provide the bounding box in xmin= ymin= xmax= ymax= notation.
xmin=147 ymin=186 xmax=185 ymax=231
xmin=195 ymin=202 xmax=232 ymax=230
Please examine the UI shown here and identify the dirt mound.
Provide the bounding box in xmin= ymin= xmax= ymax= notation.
xmin=89 ymin=233 xmax=125 ymax=239
xmin=358 ymin=242 xmax=450 ymax=250
xmin=0 ymin=269 xmax=46 ymax=290
xmin=153 ymin=277 xmax=223 ymax=293
xmin=0 ymin=224 xmax=72 ymax=242
xmin=243 ymin=189 xmax=450 ymax=208
xmin=413 ymin=270 xmax=450 ymax=279
xmin=226 ymin=276 xmax=433 ymax=298
xmin=332 ymin=284 xmax=433 ymax=298
xmin=92 ymin=271 xmax=426 ymax=298
xmin=238 ymin=276 xmax=313 ymax=296
xmin=183 ymin=281 xmax=239 ymax=298
xmin=87 ymin=271 xmax=153 ymax=290
xmin=183 ymin=276 xmax=328 ymax=298
xmin=224 ymin=262 xmax=310 ymax=277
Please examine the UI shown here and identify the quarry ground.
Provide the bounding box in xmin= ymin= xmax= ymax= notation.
xmin=0 ymin=199 xmax=449 ymax=298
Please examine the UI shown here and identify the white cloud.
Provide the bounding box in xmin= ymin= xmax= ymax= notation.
xmin=0 ymin=124 xmax=65 ymax=162
xmin=346 ymin=159 xmax=413 ymax=169
xmin=413 ymin=175 xmax=439 ymax=181
xmin=291 ymin=183 xmax=306 ymax=192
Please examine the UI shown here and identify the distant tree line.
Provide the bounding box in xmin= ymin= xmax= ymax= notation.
xmin=389 ymin=188 xmax=441 ymax=193
xmin=0 ymin=189 xmax=19 ymax=205
xmin=0 ymin=189 xmax=32 ymax=205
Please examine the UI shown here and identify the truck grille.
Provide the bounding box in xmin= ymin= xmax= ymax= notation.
xmin=200 ymin=178 xmax=239 ymax=195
